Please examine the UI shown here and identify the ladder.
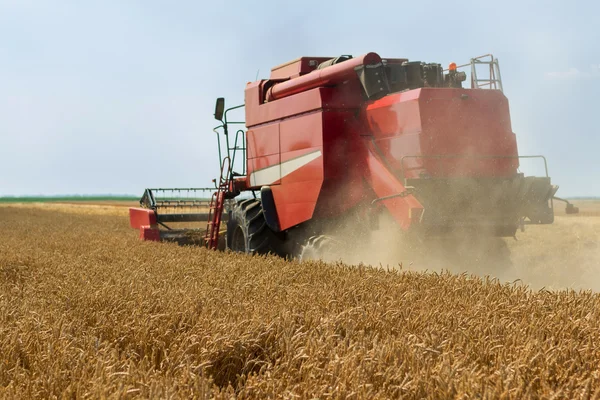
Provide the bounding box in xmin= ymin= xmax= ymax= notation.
xmin=470 ymin=54 xmax=503 ymax=92
xmin=204 ymin=157 xmax=231 ymax=250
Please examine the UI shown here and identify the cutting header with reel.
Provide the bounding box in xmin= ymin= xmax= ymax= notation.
xmin=129 ymin=53 xmax=578 ymax=257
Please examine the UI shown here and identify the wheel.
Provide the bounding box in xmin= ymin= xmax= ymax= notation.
xmin=226 ymin=198 xmax=286 ymax=256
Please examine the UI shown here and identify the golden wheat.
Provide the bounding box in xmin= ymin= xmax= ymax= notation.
xmin=1 ymin=205 xmax=599 ymax=399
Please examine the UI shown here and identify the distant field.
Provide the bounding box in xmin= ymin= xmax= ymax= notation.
xmin=0 ymin=195 xmax=139 ymax=203
xmin=0 ymin=195 xmax=214 ymax=210
xmin=0 ymin=202 xmax=134 ymax=217
xmin=0 ymin=196 xmax=140 ymax=209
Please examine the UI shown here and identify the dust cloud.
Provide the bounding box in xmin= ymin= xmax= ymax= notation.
xmin=313 ymin=207 xmax=600 ymax=292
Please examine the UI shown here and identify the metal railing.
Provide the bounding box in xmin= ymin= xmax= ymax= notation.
xmin=213 ymin=103 xmax=246 ymax=182
xmin=445 ymin=54 xmax=504 ymax=92
xmin=398 ymin=154 xmax=549 ymax=180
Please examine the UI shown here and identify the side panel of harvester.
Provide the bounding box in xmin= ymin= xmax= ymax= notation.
xmin=273 ymin=113 xmax=325 ymax=229
xmin=244 ymin=94 xmax=373 ymax=230
xmin=245 ymin=84 xmax=324 ymax=230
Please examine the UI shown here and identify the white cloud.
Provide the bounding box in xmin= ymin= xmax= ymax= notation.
xmin=545 ymin=66 xmax=600 ymax=80
xmin=545 ymin=67 xmax=581 ymax=79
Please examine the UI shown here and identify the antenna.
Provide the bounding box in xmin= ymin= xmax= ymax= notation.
xmin=255 ymin=69 xmax=260 ymax=81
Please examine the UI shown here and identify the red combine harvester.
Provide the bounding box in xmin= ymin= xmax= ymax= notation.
xmin=129 ymin=53 xmax=578 ymax=257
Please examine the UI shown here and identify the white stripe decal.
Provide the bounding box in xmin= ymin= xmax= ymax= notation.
xmin=249 ymin=163 xmax=280 ymax=187
xmin=250 ymin=149 xmax=322 ymax=187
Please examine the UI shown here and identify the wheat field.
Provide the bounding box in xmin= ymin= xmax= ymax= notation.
xmin=1 ymin=203 xmax=600 ymax=398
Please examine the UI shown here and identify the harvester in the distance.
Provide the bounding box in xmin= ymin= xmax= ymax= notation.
xmin=129 ymin=53 xmax=578 ymax=257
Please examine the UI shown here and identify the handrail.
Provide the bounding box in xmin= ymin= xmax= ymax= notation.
xmin=443 ymin=54 xmax=503 ymax=92
xmin=213 ymin=103 xmax=246 ymax=179
xmin=230 ymin=129 xmax=247 ymax=176
xmin=398 ymin=154 xmax=549 ymax=181
xmin=443 ymin=54 xmax=496 ymax=72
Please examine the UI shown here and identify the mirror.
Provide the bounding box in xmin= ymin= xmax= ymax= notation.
xmin=214 ymin=97 xmax=225 ymax=121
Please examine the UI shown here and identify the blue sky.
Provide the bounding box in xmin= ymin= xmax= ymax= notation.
xmin=0 ymin=0 xmax=598 ymax=196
